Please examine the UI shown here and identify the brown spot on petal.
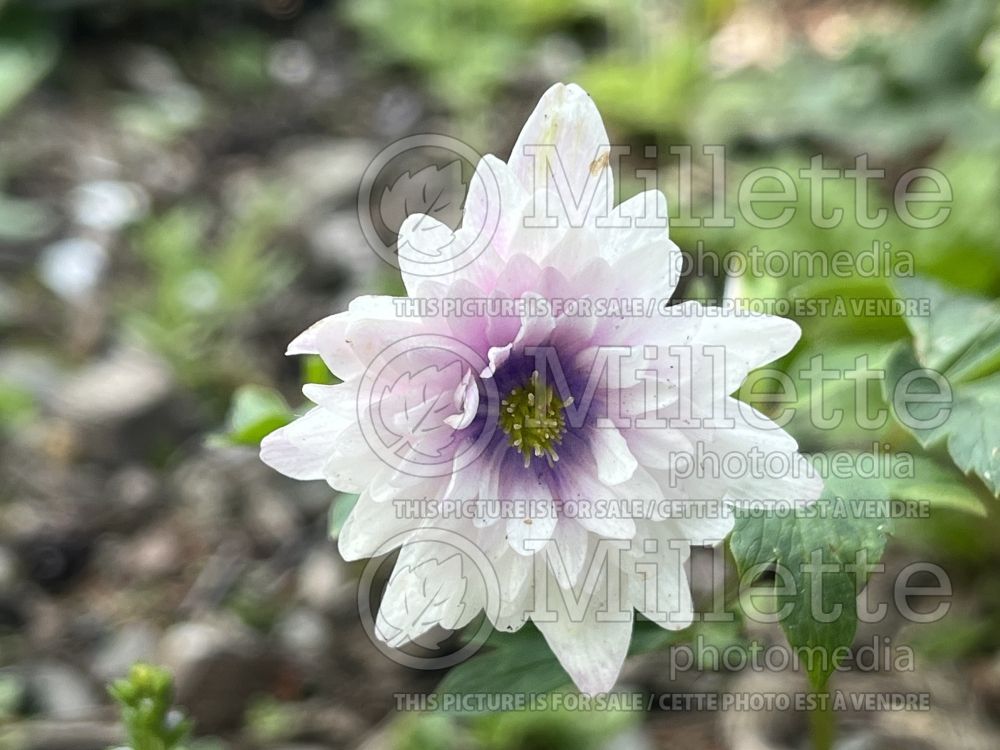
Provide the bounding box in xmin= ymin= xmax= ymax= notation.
xmin=589 ymin=151 xmax=610 ymax=175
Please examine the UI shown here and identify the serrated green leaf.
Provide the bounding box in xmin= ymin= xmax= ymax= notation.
xmin=893 ymin=276 xmax=1000 ymax=380
xmin=884 ymin=278 xmax=1000 ymax=496
xmin=883 ymin=454 xmax=988 ymax=517
xmin=730 ymin=469 xmax=892 ymax=690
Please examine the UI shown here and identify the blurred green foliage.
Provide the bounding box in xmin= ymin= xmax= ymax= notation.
xmin=0 ymin=6 xmax=57 ymax=118
xmin=343 ymin=0 xmax=609 ymax=111
xmin=123 ymin=196 xmax=296 ymax=404
xmin=391 ymin=695 xmax=635 ymax=750
xmin=216 ymin=385 xmax=294 ymax=447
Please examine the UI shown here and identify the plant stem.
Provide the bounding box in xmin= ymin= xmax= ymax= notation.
xmin=809 ymin=690 xmax=835 ymax=750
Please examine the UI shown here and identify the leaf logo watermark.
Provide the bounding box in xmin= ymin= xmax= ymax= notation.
xmin=357 ymin=134 xmax=503 ymax=276
xmin=358 ymin=334 xmax=499 ymax=478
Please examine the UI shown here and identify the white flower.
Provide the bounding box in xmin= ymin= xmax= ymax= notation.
xmin=262 ymin=82 xmax=823 ymax=695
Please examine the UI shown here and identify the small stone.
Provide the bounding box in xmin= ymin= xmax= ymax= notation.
xmin=0 ymin=349 xmax=63 ymax=403
xmin=373 ymin=87 xmax=424 ymax=138
xmin=52 ymin=348 xmax=173 ymax=426
xmin=833 ymin=731 xmax=886 ymax=750
xmin=122 ymin=524 xmax=183 ymax=580
xmin=68 ymin=180 xmax=149 ymax=231
xmin=534 ymin=34 xmax=584 ymax=82
xmin=15 ymin=528 xmax=91 ymax=593
xmin=37 ymin=238 xmax=108 ymax=301
xmin=91 ymin=622 xmax=160 ymax=683
xmin=279 ymin=139 xmax=377 ymax=211
xmin=276 ymin=608 xmax=331 ymax=663
xmin=171 ymin=451 xmax=236 ymax=528
xmin=297 ymin=548 xmax=349 ymax=614
xmin=600 ymin=726 xmax=654 ymax=750
xmin=306 ymin=211 xmax=381 ymax=283
xmin=122 ymin=45 xmax=183 ymax=94
xmin=158 ymin=618 xmax=280 ymax=733
xmin=24 ymin=661 xmax=99 ymax=720
xmin=244 ymin=489 xmax=301 ymax=552
xmin=268 ymin=39 xmax=316 ymax=86
xmin=106 ymin=465 xmax=160 ymax=518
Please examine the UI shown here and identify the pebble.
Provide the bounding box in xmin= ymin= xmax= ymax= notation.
xmin=90 ymin=622 xmax=161 ymax=683
xmin=276 ymin=607 xmax=331 ymax=662
xmin=297 ymin=548 xmax=349 ymax=614
xmin=52 ymin=348 xmax=173 ymax=426
xmin=158 ymin=618 xmax=280 ymax=733
xmin=23 ymin=661 xmax=99 ymax=720
xmin=37 ymin=238 xmax=108 ymax=302
xmin=68 ymin=181 xmax=149 ymax=231
xmin=278 ymin=139 xmax=377 ymax=212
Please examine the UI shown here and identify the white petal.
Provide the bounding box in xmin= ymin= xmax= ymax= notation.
xmin=396 ymin=213 xmax=459 ymax=296
xmin=301 ymin=382 xmax=358 ymax=422
xmin=461 ymin=155 xmax=529 ymax=266
xmin=338 ymin=486 xmax=418 ymax=561
xmin=608 ymin=239 xmax=682 ymax=303
xmin=259 ymin=428 xmax=324 ymax=480
xmin=259 ymin=406 xmax=347 ymax=480
xmin=287 ymin=311 xmax=363 ymax=381
xmin=512 ymin=293 xmax=556 ymax=349
xmin=547 ymin=520 xmax=590 ymax=589
xmin=596 ymin=190 xmax=673 ymax=263
xmin=505 ymin=470 xmax=557 ymax=556
xmin=323 ymin=424 xmax=384 ymax=493
xmin=684 ymin=303 xmax=803 ymax=395
xmin=624 ymin=427 xmax=694 ymax=471
xmin=532 ymin=570 xmax=632 ymax=695
xmin=508 ymin=83 xmax=614 ymax=229
xmin=588 ymin=426 xmax=638 ymax=486
xmin=444 ymin=368 xmax=479 ymax=429
xmin=576 ymin=512 xmax=636 ymax=541
xmin=625 ymin=533 xmax=694 ymax=630
xmin=375 ymin=540 xmax=484 ymax=646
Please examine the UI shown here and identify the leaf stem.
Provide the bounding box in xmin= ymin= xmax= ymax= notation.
xmin=808 ymin=689 xmax=835 ymax=750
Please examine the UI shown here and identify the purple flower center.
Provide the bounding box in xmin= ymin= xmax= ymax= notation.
xmin=498 ymin=369 xmax=573 ymax=468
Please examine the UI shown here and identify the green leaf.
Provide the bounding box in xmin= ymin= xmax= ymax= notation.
xmin=886 ymin=278 xmax=1000 ymax=495
xmin=730 ymin=469 xmax=892 ymax=690
xmin=435 ymin=620 xmax=684 ymax=712
xmin=302 ymin=354 xmax=340 ymax=386
xmin=883 ymin=454 xmax=988 ymax=517
xmin=219 ymin=385 xmax=294 ymax=446
xmin=436 ymin=626 xmax=571 ymax=706
xmin=757 ymin=340 xmax=896 ymax=453
xmin=0 ymin=7 xmax=58 ymax=118
xmin=893 ymin=276 xmax=1000 ymax=380
xmin=885 ymin=343 xmax=1000 ymax=496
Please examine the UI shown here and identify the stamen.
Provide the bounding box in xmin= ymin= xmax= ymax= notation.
xmin=497 ymin=370 xmax=568 ymax=467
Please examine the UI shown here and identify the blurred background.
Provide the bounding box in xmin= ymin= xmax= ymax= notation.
xmin=1 ymin=0 xmax=1000 ymax=748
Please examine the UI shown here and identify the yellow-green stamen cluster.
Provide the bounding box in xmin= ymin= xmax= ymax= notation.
xmin=499 ymin=370 xmax=571 ymax=467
